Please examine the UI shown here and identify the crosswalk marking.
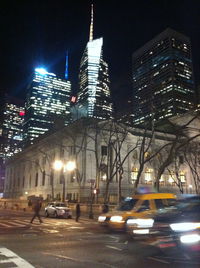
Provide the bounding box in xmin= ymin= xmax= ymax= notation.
xmin=0 ymin=247 xmax=34 ymax=268
xmin=0 ymin=221 xmax=27 ymax=228
xmin=0 ymin=217 xmax=96 ymax=229
xmin=0 ymin=219 xmax=84 ymax=228
xmin=7 ymin=222 xmax=26 ymax=227
xmin=0 ymin=222 xmax=12 ymax=227
xmin=22 ymin=219 xmax=50 ymax=226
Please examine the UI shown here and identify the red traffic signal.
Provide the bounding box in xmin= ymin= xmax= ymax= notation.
xmin=93 ymin=188 xmax=100 ymax=194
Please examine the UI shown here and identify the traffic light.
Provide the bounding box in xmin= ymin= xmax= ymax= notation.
xmin=93 ymin=188 xmax=99 ymax=194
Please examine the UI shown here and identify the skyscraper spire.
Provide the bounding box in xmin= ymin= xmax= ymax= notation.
xmin=89 ymin=4 xmax=93 ymax=41
xmin=65 ymin=51 xmax=69 ymax=80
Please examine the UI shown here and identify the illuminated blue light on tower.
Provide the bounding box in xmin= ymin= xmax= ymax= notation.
xmin=65 ymin=52 xmax=69 ymax=80
xmin=35 ymin=67 xmax=56 ymax=76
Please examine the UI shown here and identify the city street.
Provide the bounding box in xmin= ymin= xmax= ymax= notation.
xmin=0 ymin=209 xmax=199 ymax=268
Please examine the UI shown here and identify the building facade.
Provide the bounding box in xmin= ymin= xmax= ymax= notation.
xmin=132 ymin=28 xmax=195 ymax=125
xmin=76 ymin=5 xmax=113 ymax=120
xmin=23 ymin=68 xmax=71 ymax=146
xmin=4 ymin=117 xmax=199 ymax=202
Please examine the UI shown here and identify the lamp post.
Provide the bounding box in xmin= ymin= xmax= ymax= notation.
xmin=188 ymin=184 xmax=193 ymax=194
xmin=88 ymin=179 xmax=95 ymax=219
xmin=53 ymin=160 xmax=76 ymax=202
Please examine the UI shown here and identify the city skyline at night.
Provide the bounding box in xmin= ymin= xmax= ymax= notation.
xmin=1 ymin=0 xmax=200 ymax=113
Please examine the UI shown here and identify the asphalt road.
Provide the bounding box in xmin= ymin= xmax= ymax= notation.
xmin=0 ymin=209 xmax=199 ymax=268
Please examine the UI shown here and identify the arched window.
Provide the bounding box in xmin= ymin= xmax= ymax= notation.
xmin=50 ymin=171 xmax=54 ymax=185
xmin=144 ymin=168 xmax=153 ymax=184
xmin=29 ymin=175 xmax=31 ymax=188
xmin=35 ymin=173 xmax=38 ymax=187
xmin=42 ymin=171 xmax=45 ymax=186
xmin=131 ymin=167 xmax=138 ymax=184
xmin=22 ymin=176 xmax=25 ymax=188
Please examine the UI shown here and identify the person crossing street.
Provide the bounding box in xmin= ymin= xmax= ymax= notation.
xmin=75 ymin=203 xmax=81 ymax=222
xmin=30 ymin=200 xmax=43 ymax=224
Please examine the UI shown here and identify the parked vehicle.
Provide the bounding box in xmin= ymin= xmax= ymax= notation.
xmin=45 ymin=202 xmax=72 ymax=219
xmin=98 ymin=193 xmax=176 ymax=231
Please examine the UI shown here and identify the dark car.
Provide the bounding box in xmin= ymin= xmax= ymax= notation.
xmin=128 ymin=196 xmax=200 ymax=259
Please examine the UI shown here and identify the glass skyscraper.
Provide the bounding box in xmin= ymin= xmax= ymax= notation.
xmin=77 ymin=5 xmax=113 ymax=120
xmin=0 ymin=96 xmax=24 ymax=193
xmin=23 ymin=68 xmax=71 ymax=146
xmin=132 ymin=28 xmax=195 ymax=126
xmin=0 ymin=96 xmax=24 ymax=159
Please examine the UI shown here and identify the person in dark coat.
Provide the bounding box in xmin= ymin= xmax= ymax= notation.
xmin=28 ymin=200 xmax=32 ymax=208
xmin=30 ymin=200 xmax=43 ymax=223
xmin=102 ymin=203 xmax=109 ymax=213
xmin=75 ymin=203 xmax=81 ymax=222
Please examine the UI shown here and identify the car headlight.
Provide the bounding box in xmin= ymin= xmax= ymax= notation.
xmin=110 ymin=216 xmax=124 ymax=223
xmin=170 ymin=222 xmax=200 ymax=232
xmin=127 ymin=218 xmax=154 ymax=228
xmin=98 ymin=216 xmax=106 ymax=222
xmin=180 ymin=234 xmax=200 ymax=244
xmin=133 ymin=229 xmax=150 ymax=234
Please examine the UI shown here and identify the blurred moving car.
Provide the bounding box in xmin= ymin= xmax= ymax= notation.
xmin=127 ymin=196 xmax=200 ymax=259
xmin=45 ymin=202 xmax=72 ymax=218
xmin=98 ymin=193 xmax=176 ymax=231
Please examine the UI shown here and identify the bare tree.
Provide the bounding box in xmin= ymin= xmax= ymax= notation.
xmin=131 ymin=125 xmax=172 ymax=193
xmin=183 ymin=141 xmax=200 ymax=194
xmin=90 ymin=121 xmax=139 ymax=203
xmin=152 ymin=114 xmax=200 ymax=191
xmin=36 ymin=145 xmax=55 ymax=200
xmin=166 ymin=156 xmax=185 ymax=194
xmin=56 ymin=118 xmax=101 ymax=202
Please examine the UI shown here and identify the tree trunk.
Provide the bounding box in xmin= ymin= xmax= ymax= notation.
xmin=154 ymin=169 xmax=164 ymax=192
xmin=133 ymin=167 xmax=143 ymax=194
xmin=104 ymin=181 xmax=110 ymax=203
xmin=51 ymin=171 xmax=54 ymax=200
xmin=118 ymin=177 xmax=121 ymax=204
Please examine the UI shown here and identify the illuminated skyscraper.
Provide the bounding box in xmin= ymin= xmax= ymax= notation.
xmin=0 ymin=95 xmax=24 ymax=193
xmin=0 ymin=95 xmax=24 ymax=159
xmin=132 ymin=28 xmax=195 ymax=125
xmin=77 ymin=5 xmax=113 ymax=120
xmin=23 ymin=68 xmax=71 ymax=146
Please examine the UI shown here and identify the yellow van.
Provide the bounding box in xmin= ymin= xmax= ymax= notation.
xmin=98 ymin=193 xmax=176 ymax=231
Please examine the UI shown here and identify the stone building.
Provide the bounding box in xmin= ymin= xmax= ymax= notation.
xmin=3 ymin=118 xmax=199 ymax=203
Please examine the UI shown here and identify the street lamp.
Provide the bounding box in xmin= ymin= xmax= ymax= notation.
xmin=53 ymin=160 xmax=63 ymax=171
xmin=53 ymin=160 xmax=76 ymax=202
xmin=65 ymin=161 xmax=76 ymax=172
xmin=88 ymin=179 xmax=95 ymax=219
xmin=189 ymin=184 xmax=193 ymax=194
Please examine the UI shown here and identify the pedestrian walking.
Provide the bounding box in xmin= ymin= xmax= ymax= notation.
xmin=30 ymin=200 xmax=43 ymax=224
xmin=28 ymin=200 xmax=32 ymax=209
xmin=102 ymin=203 xmax=109 ymax=213
xmin=75 ymin=203 xmax=81 ymax=222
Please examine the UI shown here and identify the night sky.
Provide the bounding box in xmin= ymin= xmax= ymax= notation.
xmin=1 ymin=0 xmax=200 ymax=111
